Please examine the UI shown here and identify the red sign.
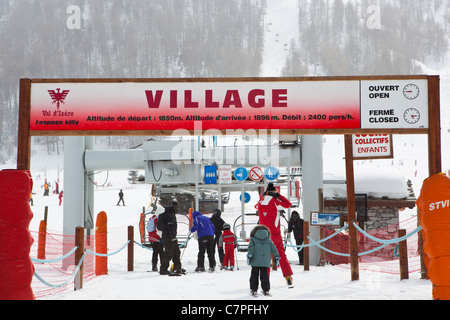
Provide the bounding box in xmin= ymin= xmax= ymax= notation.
xmin=249 ymin=167 xmax=263 ymax=181
xmin=29 ymin=78 xmax=428 ymax=133
xmin=30 ymin=80 xmax=361 ymax=132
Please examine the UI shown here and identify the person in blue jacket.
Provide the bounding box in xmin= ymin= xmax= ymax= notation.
xmin=191 ymin=211 xmax=216 ymax=272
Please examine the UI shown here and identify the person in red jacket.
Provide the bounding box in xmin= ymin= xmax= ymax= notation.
xmin=256 ymin=183 xmax=293 ymax=287
xmin=147 ymin=213 xmax=163 ymax=272
xmin=219 ymin=223 xmax=237 ymax=270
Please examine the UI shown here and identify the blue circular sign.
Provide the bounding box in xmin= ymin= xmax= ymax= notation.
xmin=240 ymin=192 xmax=251 ymax=203
xmin=264 ymin=166 xmax=279 ymax=181
xmin=234 ymin=167 xmax=248 ymax=181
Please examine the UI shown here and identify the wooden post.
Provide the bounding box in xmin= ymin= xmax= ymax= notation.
xmin=427 ymin=75 xmax=441 ymax=176
xmin=17 ymin=78 xmax=32 ymax=171
xmin=128 ymin=225 xmax=134 ymax=272
xmin=303 ymin=220 xmax=310 ymax=271
xmin=419 ymin=75 xmax=441 ymax=280
xmin=344 ymin=135 xmax=359 ymax=281
xmin=74 ymin=226 xmax=84 ymax=291
xmin=398 ymin=229 xmax=409 ymax=280
xmin=318 ymin=188 xmax=326 ymax=266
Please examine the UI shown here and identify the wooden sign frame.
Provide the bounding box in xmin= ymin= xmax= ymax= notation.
xmin=17 ymin=75 xmax=441 ymax=282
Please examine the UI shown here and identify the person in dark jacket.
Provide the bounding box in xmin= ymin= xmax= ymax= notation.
xmin=191 ymin=211 xmax=216 ymax=272
xmin=158 ymin=201 xmax=184 ymax=275
xmin=116 ymin=189 xmax=125 ymax=206
xmin=210 ymin=208 xmax=225 ymax=266
xmin=287 ymin=210 xmax=304 ymax=265
xmin=247 ymin=225 xmax=280 ymax=296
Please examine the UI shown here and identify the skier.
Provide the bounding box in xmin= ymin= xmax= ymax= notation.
xmin=191 ymin=211 xmax=216 ymax=272
xmin=43 ymin=181 xmax=49 ymax=196
xmin=116 ymin=189 xmax=125 ymax=206
xmin=147 ymin=213 xmax=163 ymax=272
xmin=58 ymin=191 xmax=63 ymax=206
xmin=157 ymin=201 xmax=185 ymax=275
xmin=247 ymin=225 xmax=280 ymax=297
xmin=210 ymin=208 xmax=225 ymax=266
xmin=286 ymin=210 xmax=304 ymax=265
xmin=255 ymin=182 xmax=294 ymax=287
xmin=218 ymin=223 xmax=237 ymax=270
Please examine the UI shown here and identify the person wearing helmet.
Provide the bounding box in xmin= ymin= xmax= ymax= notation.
xmin=218 ymin=223 xmax=237 ymax=270
xmin=158 ymin=200 xmax=185 ymax=275
xmin=210 ymin=208 xmax=225 ymax=266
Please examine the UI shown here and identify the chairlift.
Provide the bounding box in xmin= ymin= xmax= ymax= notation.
xmin=138 ymin=197 xmax=192 ymax=249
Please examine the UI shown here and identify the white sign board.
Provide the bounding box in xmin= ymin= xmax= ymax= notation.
xmin=219 ymin=166 xmax=232 ymax=184
xmin=360 ymin=80 xmax=428 ymax=129
xmin=352 ymin=134 xmax=393 ymax=159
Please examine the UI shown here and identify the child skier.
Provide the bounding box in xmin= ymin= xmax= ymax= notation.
xmin=247 ymin=225 xmax=280 ymax=296
xmin=218 ymin=223 xmax=237 ymax=270
xmin=147 ymin=213 xmax=163 ymax=272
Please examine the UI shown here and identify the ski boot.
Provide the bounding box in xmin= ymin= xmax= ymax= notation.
xmin=286 ymin=275 xmax=294 ymax=288
xmin=263 ymin=290 xmax=271 ymax=296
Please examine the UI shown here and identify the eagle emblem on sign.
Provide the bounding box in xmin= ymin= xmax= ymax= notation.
xmin=48 ymin=88 xmax=70 ymax=109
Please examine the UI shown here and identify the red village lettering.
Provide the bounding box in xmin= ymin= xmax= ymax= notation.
xmin=145 ymin=89 xmax=288 ymax=109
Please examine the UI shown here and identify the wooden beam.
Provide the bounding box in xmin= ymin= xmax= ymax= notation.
xmin=427 ymin=75 xmax=441 ymax=175
xmin=344 ymin=135 xmax=359 ymax=281
xmin=17 ymin=78 xmax=32 ymax=170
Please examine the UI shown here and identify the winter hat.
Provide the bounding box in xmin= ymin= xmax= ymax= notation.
xmin=213 ymin=208 xmax=221 ymax=216
xmin=167 ymin=200 xmax=179 ymax=213
xmin=223 ymin=223 xmax=231 ymax=230
xmin=266 ymin=183 xmax=276 ymax=191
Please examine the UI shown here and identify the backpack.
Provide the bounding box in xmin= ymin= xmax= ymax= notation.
xmin=147 ymin=214 xmax=157 ymax=233
xmin=156 ymin=211 xmax=166 ymax=232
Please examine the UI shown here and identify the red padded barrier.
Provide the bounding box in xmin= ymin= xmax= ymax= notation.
xmin=0 ymin=170 xmax=35 ymax=300
xmin=417 ymin=173 xmax=450 ymax=300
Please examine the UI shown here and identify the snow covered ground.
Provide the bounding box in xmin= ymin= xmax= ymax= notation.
xmin=28 ymin=182 xmax=432 ymax=301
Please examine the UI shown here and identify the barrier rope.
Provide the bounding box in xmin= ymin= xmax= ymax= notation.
xmin=85 ymin=240 xmax=130 ymax=257
xmin=32 ymin=252 xmax=86 ymax=289
xmin=285 ymin=221 xmax=422 ymax=258
xmin=306 ymin=235 xmax=392 ymax=257
xmin=285 ymin=224 xmax=348 ymax=252
xmin=134 ymin=241 xmax=153 ymax=250
xmin=30 ymin=246 xmax=78 ymax=264
xmin=32 ymin=240 xmax=130 ymax=288
xmin=352 ymin=221 xmax=422 ymax=244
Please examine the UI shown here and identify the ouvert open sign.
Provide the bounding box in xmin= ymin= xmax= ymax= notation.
xmin=29 ymin=77 xmax=428 ymax=133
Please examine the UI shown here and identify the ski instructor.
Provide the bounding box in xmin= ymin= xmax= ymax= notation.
xmin=256 ymin=183 xmax=294 ymax=287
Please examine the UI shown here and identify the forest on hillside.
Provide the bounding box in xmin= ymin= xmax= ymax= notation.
xmin=0 ymin=0 xmax=448 ymax=163
xmin=281 ymin=0 xmax=448 ymax=76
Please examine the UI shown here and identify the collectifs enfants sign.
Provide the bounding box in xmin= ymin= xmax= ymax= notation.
xmin=352 ymin=134 xmax=393 ymax=159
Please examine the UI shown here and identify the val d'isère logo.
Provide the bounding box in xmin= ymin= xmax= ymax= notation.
xmin=48 ymin=88 xmax=70 ymax=109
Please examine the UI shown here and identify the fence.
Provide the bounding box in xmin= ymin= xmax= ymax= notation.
xmin=286 ymin=215 xmax=421 ymax=276
xmin=30 ymin=215 xmax=421 ymax=298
